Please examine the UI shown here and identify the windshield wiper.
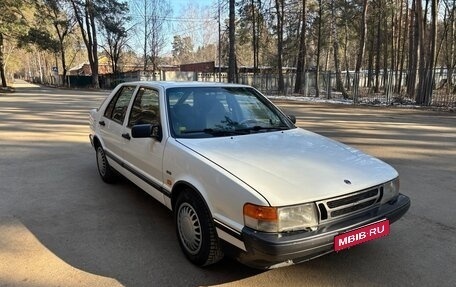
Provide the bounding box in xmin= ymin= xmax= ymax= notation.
xmin=181 ymin=125 xmax=288 ymax=136
xmin=181 ymin=128 xmax=248 ymax=136
xmin=236 ymin=125 xmax=289 ymax=133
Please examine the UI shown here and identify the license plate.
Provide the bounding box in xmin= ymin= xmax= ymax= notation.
xmin=334 ymin=219 xmax=390 ymax=251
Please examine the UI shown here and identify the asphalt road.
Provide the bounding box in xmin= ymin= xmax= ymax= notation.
xmin=0 ymin=80 xmax=455 ymax=287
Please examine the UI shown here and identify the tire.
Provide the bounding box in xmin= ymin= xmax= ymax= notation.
xmin=175 ymin=191 xmax=224 ymax=266
xmin=96 ymin=145 xmax=116 ymax=183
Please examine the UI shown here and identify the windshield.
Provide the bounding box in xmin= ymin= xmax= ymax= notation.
xmin=166 ymin=86 xmax=294 ymax=138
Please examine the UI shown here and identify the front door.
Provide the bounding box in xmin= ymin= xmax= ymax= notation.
xmin=121 ymin=86 xmax=166 ymax=204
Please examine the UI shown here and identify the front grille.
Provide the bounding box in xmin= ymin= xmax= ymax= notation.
xmin=317 ymin=186 xmax=382 ymax=222
xmin=327 ymin=189 xmax=379 ymax=208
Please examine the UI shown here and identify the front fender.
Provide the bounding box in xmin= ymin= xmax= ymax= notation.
xmin=164 ymin=138 xmax=268 ymax=235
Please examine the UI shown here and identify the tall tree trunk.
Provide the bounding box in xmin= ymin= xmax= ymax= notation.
xmin=228 ymin=0 xmax=236 ymax=83
xmin=143 ymin=0 xmax=148 ymax=71
xmin=448 ymin=21 xmax=454 ymax=89
xmin=55 ymin=25 xmax=68 ymax=86
xmin=398 ymin=0 xmax=408 ymax=94
xmin=275 ymin=0 xmax=285 ymax=93
xmin=383 ymin=9 xmax=389 ymax=95
xmin=84 ymin=2 xmax=95 ymax=81
xmin=0 ymin=33 xmax=7 ymax=87
xmin=375 ymin=17 xmax=381 ymax=93
xmin=416 ymin=0 xmax=427 ymax=104
xmin=325 ymin=35 xmax=331 ymax=72
xmin=331 ymin=0 xmax=348 ymax=98
xmin=315 ymin=0 xmax=323 ymax=97
xmin=343 ymin=10 xmax=351 ymax=91
xmin=254 ymin=0 xmax=261 ymax=75
xmin=407 ymin=0 xmax=418 ymax=98
xmin=252 ymin=0 xmax=258 ymax=75
xmin=70 ymin=0 xmax=99 ymax=88
xmin=59 ymin=42 xmax=67 ymax=86
xmin=394 ymin=0 xmax=404 ymax=93
xmin=354 ymin=0 xmax=369 ymax=100
xmin=88 ymin=0 xmax=99 ymax=88
xmin=389 ymin=1 xmax=396 ymax=93
xmin=37 ymin=51 xmax=43 ymax=84
xmin=51 ymin=5 xmax=69 ymax=87
xmin=294 ymin=0 xmax=307 ymax=94
xmin=355 ymin=0 xmax=368 ymax=73
xmin=334 ymin=35 xmax=349 ymax=98
xmin=367 ymin=36 xmax=374 ymax=88
xmin=422 ymin=0 xmax=437 ymax=105
xmin=449 ymin=5 xmax=455 ymax=88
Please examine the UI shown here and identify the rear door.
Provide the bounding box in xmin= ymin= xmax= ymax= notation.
xmin=99 ymin=85 xmax=137 ymax=162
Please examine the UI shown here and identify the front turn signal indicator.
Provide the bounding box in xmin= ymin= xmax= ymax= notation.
xmin=243 ymin=203 xmax=279 ymax=232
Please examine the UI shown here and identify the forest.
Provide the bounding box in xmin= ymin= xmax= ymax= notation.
xmin=1 ymin=0 xmax=455 ymax=106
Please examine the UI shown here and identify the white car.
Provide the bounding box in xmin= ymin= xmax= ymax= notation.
xmin=89 ymin=81 xmax=410 ymax=269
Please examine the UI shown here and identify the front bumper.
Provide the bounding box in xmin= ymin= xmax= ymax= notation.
xmin=237 ymin=194 xmax=410 ymax=269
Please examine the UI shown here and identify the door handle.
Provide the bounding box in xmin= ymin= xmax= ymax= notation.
xmin=121 ymin=133 xmax=131 ymax=140
xmin=99 ymin=120 xmax=106 ymax=126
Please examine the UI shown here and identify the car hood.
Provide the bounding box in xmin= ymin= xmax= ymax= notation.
xmin=177 ymin=128 xmax=398 ymax=206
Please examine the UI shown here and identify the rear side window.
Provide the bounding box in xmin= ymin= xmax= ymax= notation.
xmin=104 ymin=86 xmax=136 ymax=125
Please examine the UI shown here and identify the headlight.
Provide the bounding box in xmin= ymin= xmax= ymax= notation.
xmin=243 ymin=203 xmax=318 ymax=233
xmin=381 ymin=177 xmax=400 ymax=203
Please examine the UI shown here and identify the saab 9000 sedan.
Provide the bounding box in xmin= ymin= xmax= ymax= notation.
xmin=89 ymin=81 xmax=410 ymax=269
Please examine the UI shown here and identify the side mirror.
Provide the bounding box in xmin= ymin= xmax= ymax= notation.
xmin=288 ymin=115 xmax=297 ymax=124
xmin=131 ymin=124 xmax=163 ymax=141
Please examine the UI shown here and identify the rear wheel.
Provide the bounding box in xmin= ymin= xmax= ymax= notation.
xmin=175 ymin=191 xmax=223 ymax=266
xmin=96 ymin=145 xmax=116 ymax=183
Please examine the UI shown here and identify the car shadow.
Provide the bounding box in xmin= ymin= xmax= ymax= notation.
xmin=17 ymin=154 xmax=263 ymax=287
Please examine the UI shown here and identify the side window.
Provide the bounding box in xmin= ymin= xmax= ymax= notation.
xmin=104 ymin=86 xmax=136 ymax=125
xmin=128 ymin=87 xmax=160 ymax=127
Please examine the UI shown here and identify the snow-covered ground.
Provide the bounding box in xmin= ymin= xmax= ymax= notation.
xmin=267 ymin=95 xmax=354 ymax=105
xmin=266 ymin=94 xmax=455 ymax=111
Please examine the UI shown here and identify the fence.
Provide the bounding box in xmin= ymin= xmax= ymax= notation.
xmin=69 ymin=69 xmax=456 ymax=107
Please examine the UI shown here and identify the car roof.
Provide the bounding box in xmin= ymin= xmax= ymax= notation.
xmin=119 ymin=81 xmax=252 ymax=89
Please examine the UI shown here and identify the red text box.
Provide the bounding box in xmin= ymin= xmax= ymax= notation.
xmin=334 ymin=219 xmax=390 ymax=251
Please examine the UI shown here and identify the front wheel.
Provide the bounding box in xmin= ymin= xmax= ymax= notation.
xmin=175 ymin=191 xmax=224 ymax=266
xmin=96 ymin=145 xmax=116 ymax=183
